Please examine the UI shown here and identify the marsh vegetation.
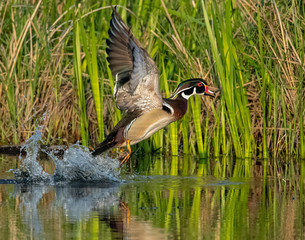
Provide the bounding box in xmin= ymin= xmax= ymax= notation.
xmin=1 ymin=1 xmax=305 ymax=239
xmin=0 ymin=0 xmax=304 ymax=159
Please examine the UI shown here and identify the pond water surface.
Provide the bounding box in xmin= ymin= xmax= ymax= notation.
xmin=0 ymin=133 xmax=304 ymax=239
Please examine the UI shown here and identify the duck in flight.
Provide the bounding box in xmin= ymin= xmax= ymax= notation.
xmin=92 ymin=8 xmax=215 ymax=164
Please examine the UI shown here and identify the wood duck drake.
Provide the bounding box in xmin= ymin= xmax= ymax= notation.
xmin=92 ymin=8 xmax=215 ymax=164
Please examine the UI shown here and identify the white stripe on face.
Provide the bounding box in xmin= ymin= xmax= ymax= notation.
xmin=162 ymin=102 xmax=174 ymax=115
xmin=181 ymin=87 xmax=196 ymax=100
xmin=172 ymin=86 xmax=194 ymax=99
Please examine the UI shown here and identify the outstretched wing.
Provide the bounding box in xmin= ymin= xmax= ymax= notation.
xmin=106 ymin=8 xmax=163 ymax=112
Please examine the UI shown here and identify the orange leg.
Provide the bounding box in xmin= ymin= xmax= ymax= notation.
xmin=120 ymin=139 xmax=131 ymax=165
xmin=119 ymin=201 xmax=130 ymax=226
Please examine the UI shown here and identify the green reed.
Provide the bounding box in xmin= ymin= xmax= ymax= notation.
xmin=162 ymin=57 xmax=178 ymax=156
xmin=79 ymin=15 xmax=104 ymax=143
xmin=257 ymin=5 xmax=268 ymax=159
xmin=202 ymin=0 xmax=253 ymax=158
xmin=73 ymin=19 xmax=89 ymax=146
xmin=0 ymin=0 xmax=304 ymax=160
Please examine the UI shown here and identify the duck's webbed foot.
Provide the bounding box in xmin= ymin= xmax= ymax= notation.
xmin=119 ymin=140 xmax=131 ymax=165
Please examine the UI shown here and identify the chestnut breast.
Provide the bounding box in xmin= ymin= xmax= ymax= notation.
xmin=164 ymin=97 xmax=188 ymax=120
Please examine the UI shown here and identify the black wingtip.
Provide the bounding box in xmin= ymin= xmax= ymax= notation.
xmin=110 ymin=5 xmax=117 ymax=12
xmin=105 ymin=47 xmax=110 ymax=55
xmin=111 ymin=5 xmax=119 ymax=19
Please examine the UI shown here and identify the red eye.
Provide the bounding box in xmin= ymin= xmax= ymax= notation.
xmin=198 ymin=82 xmax=203 ymax=87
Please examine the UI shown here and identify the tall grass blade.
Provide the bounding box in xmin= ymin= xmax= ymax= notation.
xmin=73 ymin=18 xmax=89 ymax=146
xmin=257 ymin=5 xmax=268 ymax=159
xmin=190 ymin=96 xmax=204 ymax=158
xmin=162 ymin=56 xmax=178 ymax=155
xmin=79 ymin=15 xmax=104 ymax=142
xmin=202 ymin=0 xmax=253 ymax=158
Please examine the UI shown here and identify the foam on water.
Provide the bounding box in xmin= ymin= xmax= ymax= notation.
xmin=12 ymin=128 xmax=121 ymax=184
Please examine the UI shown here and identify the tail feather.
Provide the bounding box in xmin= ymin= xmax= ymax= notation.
xmin=91 ymin=132 xmax=118 ymax=156
xmin=91 ymin=144 xmax=113 ymax=156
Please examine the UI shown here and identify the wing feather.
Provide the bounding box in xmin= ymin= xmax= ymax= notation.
xmin=106 ymin=8 xmax=162 ymax=112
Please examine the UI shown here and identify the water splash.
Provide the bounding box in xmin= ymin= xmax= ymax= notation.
xmin=12 ymin=128 xmax=51 ymax=183
xmin=12 ymin=128 xmax=121 ymax=184
xmin=51 ymin=144 xmax=121 ymax=183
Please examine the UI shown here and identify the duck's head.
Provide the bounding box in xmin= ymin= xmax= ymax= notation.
xmin=170 ymin=78 xmax=215 ymax=100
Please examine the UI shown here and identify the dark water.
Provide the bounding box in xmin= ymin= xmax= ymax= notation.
xmin=0 ymin=132 xmax=304 ymax=239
